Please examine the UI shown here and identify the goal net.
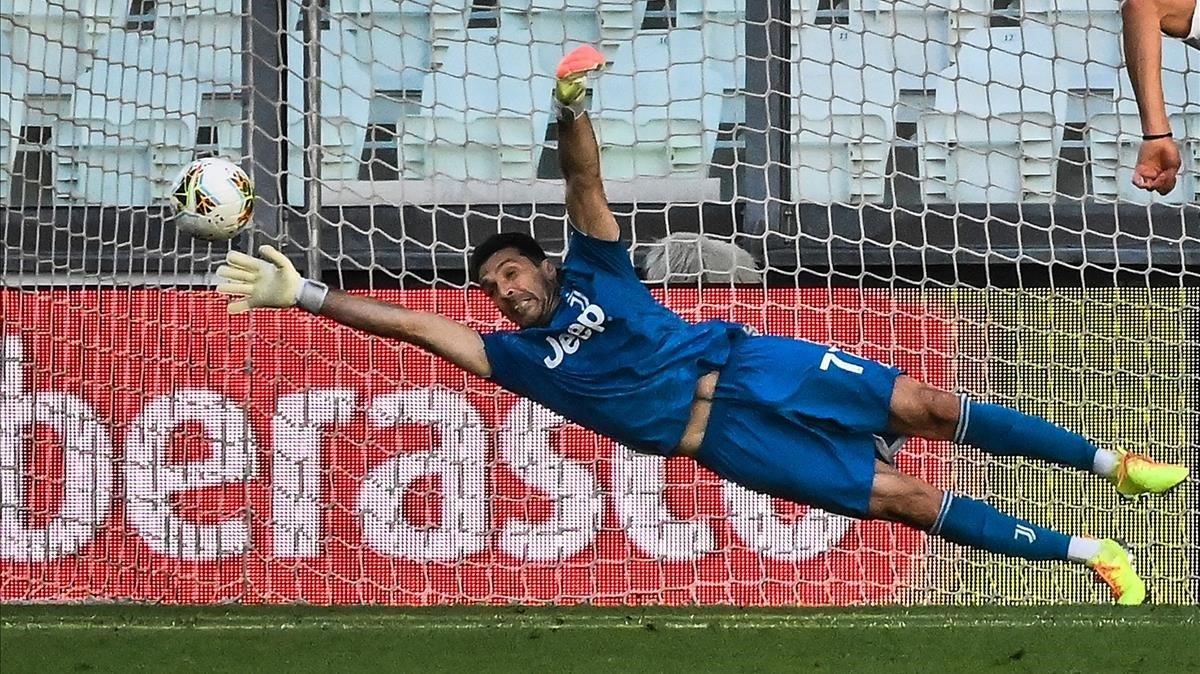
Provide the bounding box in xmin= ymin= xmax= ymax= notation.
xmin=1 ymin=0 xmax=1197 ymax=606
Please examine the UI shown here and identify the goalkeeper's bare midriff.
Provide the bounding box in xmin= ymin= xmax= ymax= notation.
xmin=674 ymin=371 xmax=719 ymax=457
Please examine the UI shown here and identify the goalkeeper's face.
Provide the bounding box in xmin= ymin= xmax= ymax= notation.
xmin=478 ymin=248 xmax=560 ymax=328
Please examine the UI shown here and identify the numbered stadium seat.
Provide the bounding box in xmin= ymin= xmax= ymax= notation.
xmin=857 ymin=0 xmax=954 ymax=93
xmin=675 ymin=0 xmax=744 ymax=87
xmin=788 ymin=27 xmax=897 ymax=203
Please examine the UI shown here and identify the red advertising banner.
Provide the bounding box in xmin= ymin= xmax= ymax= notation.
xmin=1 ymin=288 xmax=953 ymax=605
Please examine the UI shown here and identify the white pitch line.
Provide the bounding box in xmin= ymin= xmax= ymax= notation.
xmin=2 ymin=616 xmax=1193 ymax=631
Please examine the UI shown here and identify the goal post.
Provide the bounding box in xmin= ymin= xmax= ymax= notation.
xmin=0 ymin=0 xmax=1197 ymax=606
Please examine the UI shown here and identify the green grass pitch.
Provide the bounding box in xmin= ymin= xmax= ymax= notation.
xmin=2 ymin=605 xmax=1197 ymax=673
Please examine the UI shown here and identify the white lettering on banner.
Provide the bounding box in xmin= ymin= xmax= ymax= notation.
xmin=542 ymin=295 xmax=607 ymax=369
xmin=125 ymin=390 xmax=258 ymax=561
xmin=610 ymin=446 xmax=714 ymax=561
xmin=1 ymin=336 xmax=114 ymax=562
xmin=272 ymin=389 xmax=357 ymax=558
xmin=498 ymin=400 xmax=602 ymax=562
xmin=723 ymin=481 xmax=853 ymax=561
xmin=359 ymin=390 xmax=487 ymax=561
xmin=0 ymin=333 xmax=859 ymax=565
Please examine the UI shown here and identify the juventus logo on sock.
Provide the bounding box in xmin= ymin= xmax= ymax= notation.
xmin=1014 ymin=525 xmax=1037 ymax=543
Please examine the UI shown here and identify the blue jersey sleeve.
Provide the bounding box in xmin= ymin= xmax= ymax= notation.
xmin=563 ymin=226 xmax=640 ymax=283
xmin=480 ymin=330 xmax=517 ymax=383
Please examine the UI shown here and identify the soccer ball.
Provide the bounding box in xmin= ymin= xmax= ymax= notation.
xmin=169 ymin=157 xmax=255 ymax=241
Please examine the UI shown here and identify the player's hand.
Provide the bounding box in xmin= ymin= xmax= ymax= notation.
xmin=215 ymin=245 xmax=301 ymax=314
xmin=554 ymin=45 xmax=606 ymax=117
xmin=1131 ymin=137 xmax=1181 ymax=195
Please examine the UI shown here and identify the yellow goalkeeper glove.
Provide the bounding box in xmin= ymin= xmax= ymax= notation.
xmin=554 ymin=44 xmax=607 ymax=119
xmin=215 ymin=245 xmax=328 ymax=315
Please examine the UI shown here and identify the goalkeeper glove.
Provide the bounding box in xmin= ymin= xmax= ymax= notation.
xmin=215 ymin=245 xmax=329 ymax=315
xmin=554 ymin=44 xmax=607 ymax=119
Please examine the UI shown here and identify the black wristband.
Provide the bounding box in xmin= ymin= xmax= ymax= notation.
xmin=1142 ymin=132 xmax=1174 ymax=141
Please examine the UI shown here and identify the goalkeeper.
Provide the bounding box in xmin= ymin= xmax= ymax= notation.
xmin=216 ymin=46 xmax=1188 ymax=605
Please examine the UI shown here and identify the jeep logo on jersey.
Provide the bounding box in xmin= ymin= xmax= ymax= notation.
xmin=543 ymin=290 xmax=607 ymax=369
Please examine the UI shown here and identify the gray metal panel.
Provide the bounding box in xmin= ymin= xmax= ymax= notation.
xmin=6 ymin=202 xmax=1196 ymax=282
xmin=244 ymin=0 xmax=285 ymax=245
xmin=741 ymin=0 xmax=791 ymax=240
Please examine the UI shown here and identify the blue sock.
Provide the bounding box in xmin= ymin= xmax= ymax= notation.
xmin=930 ymin=493 xmax=1071 ymax=561
xmin=956 ymin=398 xmax=1098 ymax=472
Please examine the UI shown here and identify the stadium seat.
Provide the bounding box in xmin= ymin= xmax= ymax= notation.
xmin=788 ymin=28 xmax=897 ymax=203
xmin=591 ymin=30 xmax=732 ymax=181
xmin=407 ymin=38 xmax=554 ymax=180
xmin=925 ymin=24 xmax=1146 ymax=203
xmin=791 ymin=27 xmax=898 ymax=122
xmin=1 ymin=1 xmax=96 ymax=104
xmin=944 ymin=22 xmax=1122 ymax=102
xmin=59 ymin=31 xmax=204 ymax=204
xmin=858 ymin=0 xmax=954 ymax=92
xmin=327 ymin=0 xmax=434 ymax=139
xmin=498 ymin=0 xmax=607 ymax=80
xmin=920 ymin=112 xmax=1057 ymax=203
xmin=675 ymin=0 xmax=743 ymax=86
xmin=793 ymin=114 xmax=890 ymax=204
xmin=2 ymin=1 xmax=254 ymax=203
xmin=335 ymin=0 xmax=467 ymax=68
xmin=0 ymin=2 xmax=93 ymax=203
xmin=1086 ymin=41 xmax=1200 ymax=204
xmin=310 ymin=25 xmax=374 ymax=180
xmin=1113 ymin=37 xmax=1200 ymax=119
xmin=151 ymin=1 xmax=244 ymax=90
xmin=597 ymin=1 xmax=646 ymax=57
xmin=1023 ymin=0 xmax=1122 ymax=32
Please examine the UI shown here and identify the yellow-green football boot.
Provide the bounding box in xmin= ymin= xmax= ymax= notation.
xmin=1109 ymin=448 xmax=1189 ymax=497
xmin=1085 ymin=539 xmax=1146 ymax=606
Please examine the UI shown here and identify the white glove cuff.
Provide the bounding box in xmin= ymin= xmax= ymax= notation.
xmin=553 ymin=94 xmax=586 ymax=121
xmin=296 ymin=278 xmax=329 ymax=314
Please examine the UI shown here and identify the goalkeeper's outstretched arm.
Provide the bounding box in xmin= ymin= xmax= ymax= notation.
xmin=215 ymin=246 xmax=492 ymax=378
xmin=557 ymin=112 xmax=619 ymax=242
xmin=318 ymin=291 xmax=491 ymax=377
xmin=555 ymin=46 xmax=620 ymax=242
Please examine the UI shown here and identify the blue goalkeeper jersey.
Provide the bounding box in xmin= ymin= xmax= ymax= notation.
xmin=481 ymin=228 xmax=746 ymax=456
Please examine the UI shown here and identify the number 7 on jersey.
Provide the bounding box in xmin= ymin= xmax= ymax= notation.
xmin=820 ymin=347 xmax=865 ymax=375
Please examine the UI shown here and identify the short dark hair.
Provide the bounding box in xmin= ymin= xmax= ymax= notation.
xmin=469 ymin=232 xmax=548 ymax=282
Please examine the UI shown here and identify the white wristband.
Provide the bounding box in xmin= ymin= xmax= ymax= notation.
xmin=553 ymin=93 xmax=586 ymax=121
xmin=296 ymin=278 xmax=329 ymax=314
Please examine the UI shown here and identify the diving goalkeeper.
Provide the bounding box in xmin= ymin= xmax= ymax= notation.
xmin=216 ymin=45 xmax=1189 ymax=605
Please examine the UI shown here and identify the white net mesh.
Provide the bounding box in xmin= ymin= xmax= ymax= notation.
xmin=1 ymin=0 xmax=1197 ymax=605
